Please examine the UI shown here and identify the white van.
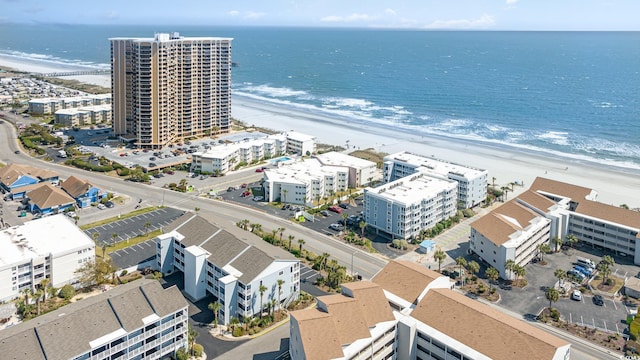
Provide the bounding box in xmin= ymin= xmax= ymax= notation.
xmin=576 ymin=257 xmax=595 ymax=269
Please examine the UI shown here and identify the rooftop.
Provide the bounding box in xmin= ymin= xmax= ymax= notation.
xmin=372 ymin=260 xmax=443 ymax=304
xmin=471 ymin=198 xmax=543 ymax=246
xmin=530 ymin=177 xmax=595 ymax=202
xmin=315 ymin=151 xmax=376 ymax=169
xmin=385 ymin=151 xmax=487 ymax=179
xmin=264 ymin=158 xmax=348 ymax=185
xmin=0 ymin=214 xmax=93 ymax=268
xmin=365 ymin=172 xmax=457 ymax=204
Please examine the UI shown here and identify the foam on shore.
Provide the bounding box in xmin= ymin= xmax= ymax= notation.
xmin=2 ymin=55 xmax=638 ymax=207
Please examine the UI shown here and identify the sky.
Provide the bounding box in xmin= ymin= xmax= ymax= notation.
xmin=1 ymin=0 xmax=639 ymax=31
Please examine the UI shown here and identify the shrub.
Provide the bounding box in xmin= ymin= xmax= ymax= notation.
xmin=233 ymin=327 xmax=245 ymax=337
xmin=59 ymin=284 xmax=75 ymax=300
xmin=192 ymin=343 xmax=203 ymax=357
xmin=120 ymin=270 xmax=128 ymax=276
xmin=176 ymin=348 xmax=188 ymax=360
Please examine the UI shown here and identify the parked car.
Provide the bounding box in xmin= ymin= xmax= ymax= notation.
xmin=329 ymin=223 xmax=344 ymax=231
xmin=338 ymin=203 xmax=349 ymax=209
xmin=105 ymin=201 xmax=115 ymax=208
xmin=567 ymin=270 xmax=586 ymax=282
xmin=241 ymin=191 xmax=251 ymax=197
xmin=593 ymin=294 xmax=604 ymax=306
xmin=97 ymin=204 xmax=107 ymax=210
xmin=320 ymin=210 xmax=330 ymax=216
xmin=149 ymin=163 xmax=157 ymax=167
xmin=252 ymin=196 xmax=264 ymax=202
xmin=574 ymin=265 xmax=592 ymax=277
xmin=255 ymin=168 xmax=264 ymax=172
xmin=328 ymin=205 xmax=342 ymax=214
xmin=571 ymin=290 xmax=582 ymax=301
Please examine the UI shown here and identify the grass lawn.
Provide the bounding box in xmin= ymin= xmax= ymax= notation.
xmin=591 ymin=274 xmax=624 ymax=294
xmin=96 ymin=229 xmax=163 ymax=259
xmin=80 ymin=206 xmax=159 ymax=230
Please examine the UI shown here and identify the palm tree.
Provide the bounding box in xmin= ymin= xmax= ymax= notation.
xmin=433 ymin=249 xmax=446 ymax=272
xmin=47 ymin=286 xmax=58 ymax=301
xmin=298 ymin=239 xmax=306 ymax=256
xmin=251 ymin=223 xmax=262 ymax=234
xmin=144 ymin=221 xmax=151 ymax=235
xmin=229 ymin=316 xmax=240 ymax=333
xmin=287 ymin=235 xmax=295 ymax=251
xmin=91 ymin=231 xmax=100 ymax=245
xmin=545 ymin=287 xmax=559 ymax=308
xmin=467 ymin=260 xmax=480 ymax=280
xmin=566 ymin=234 xmax=579 ymax=248
xmin=513 ymin=265 xmax=526 ymax=287
xmin=282 ymin=189 xmax=288 ymax=203
xmin=505 ymin=259 xmax=516 ymax=280
xmin=359 ymin=221 xmax=367 ymax=237
xmin=554 ymin=268 xmax=567 ymax=287
xmin=101 ymin=242 xmax=107 ymax=259
xmin=485 ymin=267 xmax=499 ymax=292
xmin=321 ymin=252 xmax=330 ymax=273
xmin=278 ymin=227 xmax=286 ymax=243
xmin=455 ymin=256 xmax=467 ymax=284
xmin=259 ymin=284 xmax=268 ymax=318
xmin=277 ymin=279 xmax=285 ymax=320
xmin=34 ymin=288 xmax=43 ymax=315
xmin=188 ymin=325 xmax=199 ymax=356
xmin=597 ymin=261 xmax=613 ymax=284
xmin=39 ymin=278 xmax=50 ymax=302
xmin=537 ymin=243 xmax=551 ymax=262
xmin=208 ymin=301 xmax=222 ymax=328
xmin=111 ymin=233 xmax=118 ymax=245
xmin=551 ymin=236 xmax=563 ymax=252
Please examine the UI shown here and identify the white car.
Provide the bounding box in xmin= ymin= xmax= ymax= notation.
xmin=571 ymin=290 xmax=582 ymax=301
xmin=97 ymin=204 xmax=107 ymax=210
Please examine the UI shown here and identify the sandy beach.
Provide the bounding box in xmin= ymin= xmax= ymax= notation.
xmin=2 ymin=56 xmax=639 ymax=208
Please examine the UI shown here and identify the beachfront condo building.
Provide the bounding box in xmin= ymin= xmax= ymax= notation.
xmin=155 ymin=213 xmax=300 ymax=325
xmin=28 ymin=94 xmax=112 ymax=115
xmin=263 ymin=158 xmax=349 ymax=206
xmin=289 ymin=260 xmax=570 ymax=360
xmin=383 ymin=151 xmax=488 ymax=209
xmin=285 ymin=131 xmax=317 ymax=155
xmin=470 ymin=177 xmax=640 ymax=279
xmin=364 ymin=172 xmax=458 ymax=240
xmin=0 ymin=214 xmax=94 ymax=302
xmin=0 ymin=279 xmax=189 ymax=360
xmin=110 ymin=32 xmax=232 ymax=149
xmin=54 ymin=104 xmax=112 ymax=127
xmin=315 ymin=151 xmax=381 ymax=188
xmin=470 ymin=190 xmax=553 ymax=280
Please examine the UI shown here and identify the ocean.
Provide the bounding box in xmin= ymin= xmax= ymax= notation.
xmin=1 ymin=24 xmax=639 ymax=170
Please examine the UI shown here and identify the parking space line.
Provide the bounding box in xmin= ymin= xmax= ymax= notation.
xmin=111 ymin=252 xmax=121 ymax=257
xmin=136 ymin=244 xmax=144 ymax=250
xmin=121 ymin=248 xmax=129 ymax=254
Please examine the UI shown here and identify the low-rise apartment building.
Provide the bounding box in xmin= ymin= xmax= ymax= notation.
xmin=0 ymin=163 xmax=59 ymax=199
xmin=383 ymin=151 xmax=488 ymax=209
xmin=263 ymin=158 xmax=349 ymax=205
xmin=469 ymin=191 xmax=553 ymax=280
xmin=0 ymin=214 xmax=94 ymax=302
xmin=290 ymin=260 xmax=570 ymax=360
xmin=28 ymin=93 xmax=112 ymax=115
xmin=0 ymin=279 xmax=189 ymax=360
xmin=155 ymin=213 xmax=300 ymax=325
xmin=54 ymin=104 xmax=112 ymax=127
xmin=315 ymin=151 xmax=381 ymax=187
xmin=364 ymin=172 xmax=458 ymax=240
xmin=286 ymin=131 xmax=317 ymax=155
xmin=191 ymin=135 xmax=287 ymax=175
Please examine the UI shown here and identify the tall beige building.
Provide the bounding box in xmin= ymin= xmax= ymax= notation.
xmin=110 ymin=32 xmax=232 ymax=149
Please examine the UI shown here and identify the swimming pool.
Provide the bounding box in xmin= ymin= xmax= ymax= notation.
xmin=271 ymin=156 xmax=292 ymax=164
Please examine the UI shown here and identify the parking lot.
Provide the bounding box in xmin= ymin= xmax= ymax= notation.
xmin=110 ymin=240 xmax=156 ymax=270
xmin=84 ymin=207 xmax=184 ymax=245
xmin=495 ymin=247 xmax=634 ymax=335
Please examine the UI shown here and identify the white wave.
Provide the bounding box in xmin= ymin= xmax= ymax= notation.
xmin=239 ymin=84 xmax=309 ymax=98
xmin=0 ymin=50 xmax=109 ymax=70
xmin=536 ymin=131 xmax=569 ymax=146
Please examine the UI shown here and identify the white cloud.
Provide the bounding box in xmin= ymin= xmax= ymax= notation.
xmin=424 ymin=13 xmax=495 ymax=29
xmin=505 ymin=0 xmax=519 ymax=4
xmin=244 ymin=11 xmax=266 ymax=20
xmin=228 ymin=10 xmax=240 ymax=16
xmin=103 ymin=11 xmax=118 ymax=20
xmin=320 ymin=13 xmax=372 ymax=23
xmin=384 ymin=8 xmax=396 ymax=16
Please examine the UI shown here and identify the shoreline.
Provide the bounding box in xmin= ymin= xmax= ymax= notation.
xmin=2 ymin=55 xmax=639 ymax=207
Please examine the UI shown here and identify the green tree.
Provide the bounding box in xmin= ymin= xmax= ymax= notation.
xmin=144 ymin=222 xmax=151 ymax=235
xmin=433 ymin=249 xmax=446 ymax=273
xmin=566 ymin=234 xmax=579 ymax=248
xmin=545 ymin=287 xmax=559 ymax=308
xmin=39 ymin=278 xmax=50 ymax=302
xmin=298 ymin=239 xmax=306 ymax=256
xmin=537 ymin=243 xmax=551 ymax=262
xmin=251 ymin=223 xmax=262 ymax=234
xmin=277 ymin=279 xmax=285 ymax=321
xmin=188 ymin=324 xmax=199 ymax=356
xmin=485 ymin=267 xmax=499 ymax=293
xmin=359 ymin=221 xmax=367 ymax=237
xmin=74 ymin=258 xmax=116 ymax=287
xmin=208 ymin=301 xmax=222 ymax=328
xmin=34 ymin=288 xmax=43 ymax=316
xmin=551 ymin=236 xmax=563 ymax=252
xmin=597 ymin=261 xmax=612 ymax=284
xmin=278 ymin=227 xmax=286 ymax=243
xmin=554 ymin=268 xmax=567 ymax=287
xmin=59 ymin=284 xmax=75 ymax=300
xmin=505 ymin=259 xmax=516 ymax=280
xmin=259 ymin=284 xmax=268 ymax=318
xmin=287 ymin=235 xmax=295 ymax=251
xmin=467 ymin=260 xmax=480 ymax=280
xmin=513 ymin=264 xmax=526 ymax=287
xmin=455 ymin=256 xmax=467 ymax=284
xmin=176 ymin=348 xmax=188 ymax=360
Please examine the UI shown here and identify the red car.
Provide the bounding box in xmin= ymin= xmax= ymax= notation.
xmin=255 ymin=168 xmax=264 ymax=172
xmin=328 ymin=205 xmax=342 ymax=214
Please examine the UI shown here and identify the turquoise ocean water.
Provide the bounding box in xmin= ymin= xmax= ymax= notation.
xmin=1 ymin=25 xmax=638 ymax=170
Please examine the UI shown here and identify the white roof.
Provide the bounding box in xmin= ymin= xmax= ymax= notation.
xmin=265 ymin=158 xmax=348 ymax=184
xmin=366 ymin=172 xmax=457 ymax=205
xmin=286 ymin=131 xmax=316 ymax=142
xmin=0 ymin=214 xmax=94 ymax=268
xmin=315 ymin=151 xmax=376 ymax=169
xmin=385 ymin=151 xmax=486 ymax=179
xmin=195 ymin=136 xmax=283 ymax=160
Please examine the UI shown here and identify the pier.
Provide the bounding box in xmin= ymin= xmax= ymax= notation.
xmin=40 ymin=70 xmax=110 ymax=77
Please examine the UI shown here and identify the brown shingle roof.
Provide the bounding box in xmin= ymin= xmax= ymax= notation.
xmin=530 ymin=177 xmax=593 ymax=202
xmin=411 ymin=288 xmax=568 ymax=360
xmin=517 ymin=189 xmax=556 ymax=212
xmin=0 ymin=330 xmax=47 ymax=360
xmin=0 ymin=163 xmax=58 ymax=186
xmin=372 ymin=260 xmax=442 ymax=304
xmin=291 ymin=309 xmax=344 ymax=360
xmin=27 ymin=183 xmax=75 ymax=209
xmin=61 ymin=175 xmax=92 ymax=198
xmin=576 ymin=201 xmax=640 ymax=232
xmin=318 ymin=295 xmax=371 ymax=345
xmin=470 ymin=199 xmax=541 ymax=246
xmin=341 ymin=281 xmax=395 ymax=326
